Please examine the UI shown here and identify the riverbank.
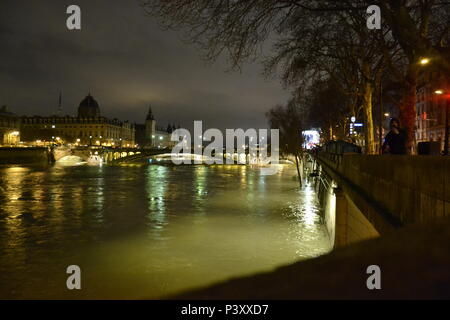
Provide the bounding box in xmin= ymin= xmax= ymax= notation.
xmin=171 ymin=217 xmax=450 ymax=299
xmin=0 ymin=147 xmax=51 ymax=164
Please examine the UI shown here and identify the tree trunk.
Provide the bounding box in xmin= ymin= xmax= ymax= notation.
xmin=294 ymin=154 xmax=302 ymax=188
xmin=399 ymin=64 xmax=418 ymax=154
xmin=363 ymin=81 xmax=376 ymax=154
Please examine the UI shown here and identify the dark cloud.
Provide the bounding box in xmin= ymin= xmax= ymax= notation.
xmin=0 ymin=0 xmax=289 ymax=131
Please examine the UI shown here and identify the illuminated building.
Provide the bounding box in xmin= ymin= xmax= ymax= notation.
xmin=135 ymin=106 xmax=176 ymax=149
xmin=0 ymin=105 xmax=21 ymax=146
xmin=20 ymin=94 xmax=135 ymax=147
xmin=415 ymin=69 xmax=447 ymax=151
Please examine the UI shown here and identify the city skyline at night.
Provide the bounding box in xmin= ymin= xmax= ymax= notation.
xmin=0 ymin=0 xmax=449 ymax=306
xmin=0 ymin=1 xmax=289 ymax=132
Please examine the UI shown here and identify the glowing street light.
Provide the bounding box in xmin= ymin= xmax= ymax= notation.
xmin=384 ymin=112 xmax=390 ymax=117
xmin=435 ymin=90 xmax=444 ymax=95
xmin=419 ymin=58 xmax=430 ymax=65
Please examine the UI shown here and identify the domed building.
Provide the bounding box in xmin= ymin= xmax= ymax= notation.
xmin=78 ymin=94 xmax=101 ymax=118
xmin=20 ymin=93 xmax=135 ymax=147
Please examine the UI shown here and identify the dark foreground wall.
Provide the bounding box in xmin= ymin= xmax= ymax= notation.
xmin=171 ymin=217 xmax=450 ymax=299
xmin=0 ymin=147 xmax=50 ymax=164
xmin=319 ymin=154 xmax=450 ymax=227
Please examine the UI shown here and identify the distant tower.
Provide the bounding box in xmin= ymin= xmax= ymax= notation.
xmin=145 ymin=105 xmax=156 ymax=147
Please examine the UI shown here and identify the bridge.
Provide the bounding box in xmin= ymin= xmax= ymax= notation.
xmin=53 ymin=147 xmax=170 ymax=164
xmin=312 ymin=150 xmax=450 ymax=248
xmin=55 ymin=146 xmax=288 ymax=165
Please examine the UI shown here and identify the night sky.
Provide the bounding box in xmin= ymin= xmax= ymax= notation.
xmin=0 ymin=0 xmax=289 ymax=131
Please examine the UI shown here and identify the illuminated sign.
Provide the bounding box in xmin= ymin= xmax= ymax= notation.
xmin=302 ymin=130 xmax=320 ymax=149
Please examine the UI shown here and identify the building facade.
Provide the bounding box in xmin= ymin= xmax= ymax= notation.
xmin=0 ymin=105 xmax=21 ymax=146
xmin=20 ymin=94 xmax=135 ymax=147
xmin=135 ymin=106 xmax=176 ymax=149
xmin=415 ymin=70 xmax=447 ymax=151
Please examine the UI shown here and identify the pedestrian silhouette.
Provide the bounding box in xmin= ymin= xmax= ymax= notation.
xmin=382 ymin=118 xmax=407 ymax=155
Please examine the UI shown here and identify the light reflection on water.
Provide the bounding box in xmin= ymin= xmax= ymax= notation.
xmin=0 ymin=164 xmax=331 ymax=299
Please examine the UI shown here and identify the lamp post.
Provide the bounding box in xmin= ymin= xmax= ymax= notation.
xmin=434 ymin=90 xmax=449 ymax=156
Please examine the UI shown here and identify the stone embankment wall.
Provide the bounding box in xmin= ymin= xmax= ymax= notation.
xmin=0 ymin=147 xmax=51 ymax=164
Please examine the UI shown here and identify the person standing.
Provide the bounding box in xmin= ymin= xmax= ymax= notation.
xmin=382 ymin=118 xmax=407 ymax=155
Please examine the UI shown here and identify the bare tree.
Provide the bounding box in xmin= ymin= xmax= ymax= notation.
xmin=307 ymin=78 xmax=353 ymax=142
xmin=142 ymin=0 xmax=449 ymax=153
xmin=266 ymin=99 xmax=304 ymax=187
xmin=377 ymin=0 xmax=450 ymax=151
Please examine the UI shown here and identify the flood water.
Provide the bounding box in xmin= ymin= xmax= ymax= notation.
xmin=0 ymin=163 xmax=331 ymax=299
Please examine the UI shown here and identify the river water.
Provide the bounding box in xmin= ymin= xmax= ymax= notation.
xmin=0 ymin=163 xmax=331 ymax=299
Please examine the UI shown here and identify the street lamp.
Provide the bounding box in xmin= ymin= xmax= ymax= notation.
xmin=434 ymin=89 xmax=449 ymax=155
xmin=417 ymin=58 xmax=448 ymax=155
xmin=419 ymin=58 xmax=430 ymax=65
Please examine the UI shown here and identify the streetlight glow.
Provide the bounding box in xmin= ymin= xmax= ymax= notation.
xmin=435 ymin=90 xmax=444 ymax=95
xmin=420 ymin=58 xmax=430 ymax=65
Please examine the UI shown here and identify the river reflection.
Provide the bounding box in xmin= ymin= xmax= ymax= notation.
xmin=0 ymin=164 xmax=330 ymax=299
